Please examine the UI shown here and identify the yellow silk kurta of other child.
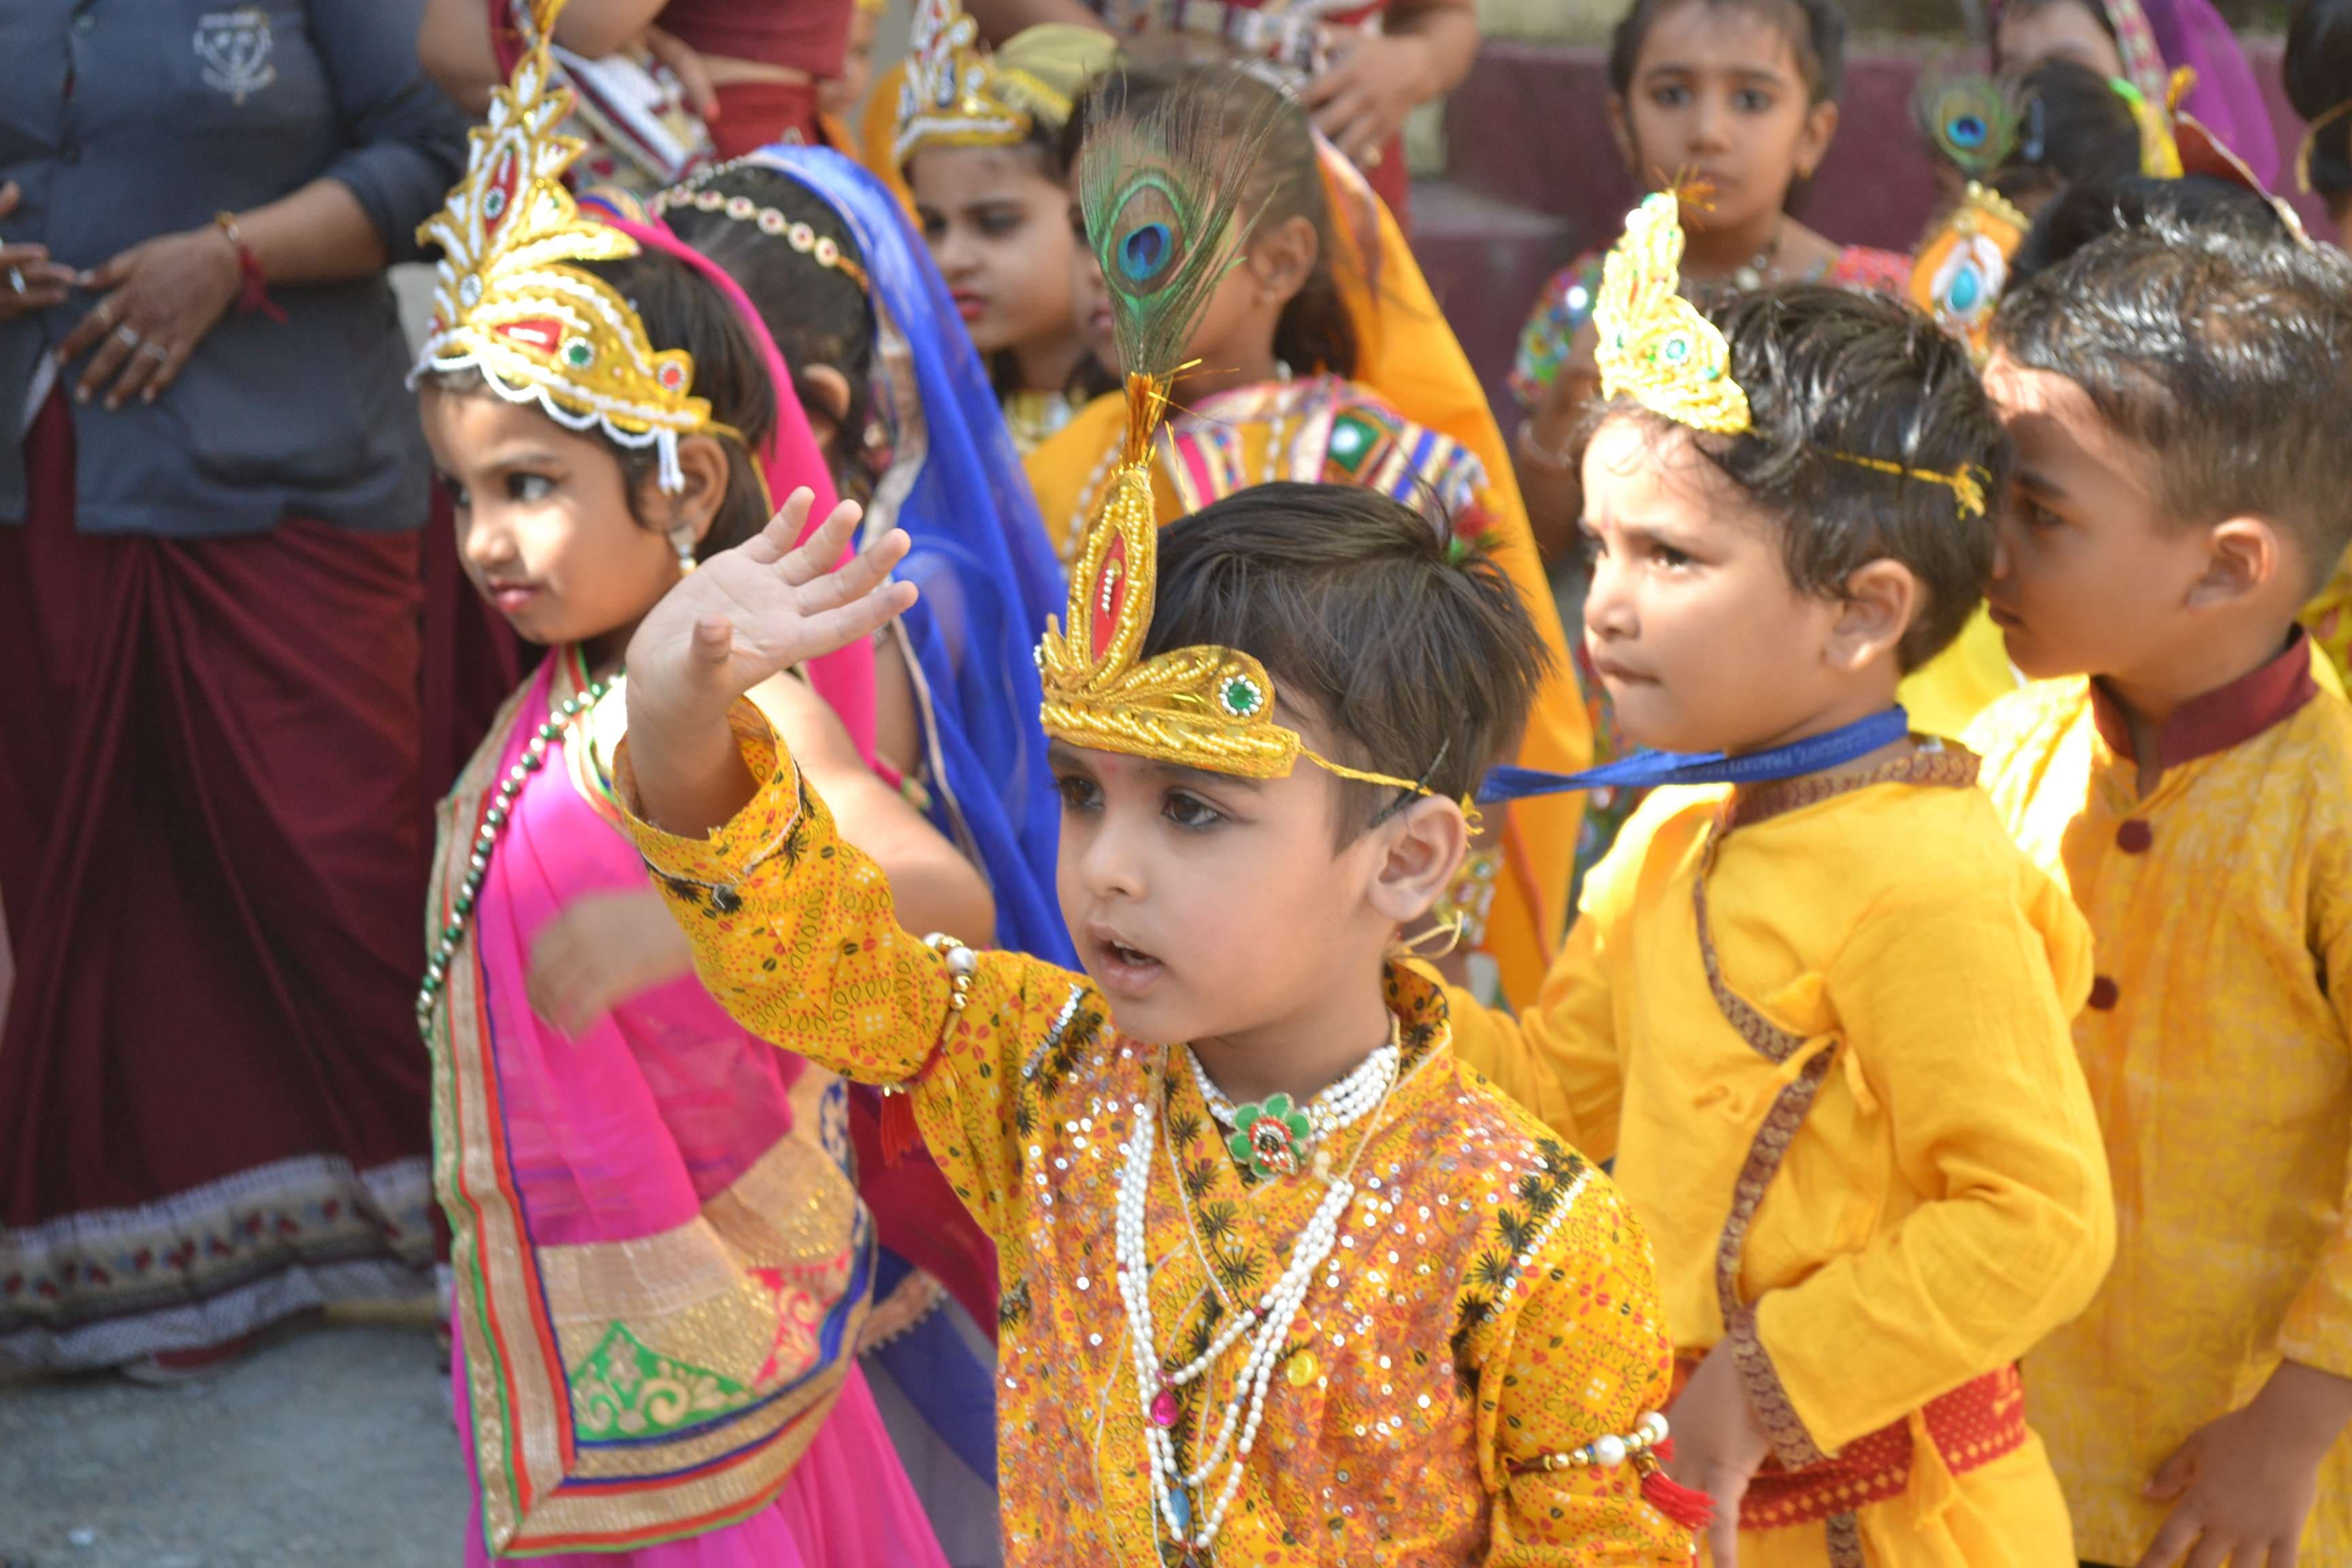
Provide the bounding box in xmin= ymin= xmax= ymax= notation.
xmin=1967 ymin=672 xmax=2352 ymax=1565
xmin=1449 ymin=772 xmax=2114 ymax=1567
xmin=619 ymin=713 xmax=1693 ymax=1565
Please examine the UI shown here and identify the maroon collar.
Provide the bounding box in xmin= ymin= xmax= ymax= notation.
xmin=2089 ymin=628 xmax=2319 ymax=771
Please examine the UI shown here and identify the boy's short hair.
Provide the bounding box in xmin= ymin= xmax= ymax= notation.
xmin=1993 ymin=216 xmax=2352 ymax=587
xmin=1141 ymin=484 xmax=1551 ymax=841
xmin=2008 ymin=174 xmax=2291 ymax=289
xmin=1601 ymin=283 xmax=2006 ymax=672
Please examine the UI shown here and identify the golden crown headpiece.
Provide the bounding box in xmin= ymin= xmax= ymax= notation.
xmin=412 ymin=0 xmax=719 ymax=493
xmin=1034 ymin=84 xmax=1432 ymax=799
xmin=1594 ymin=189 xmax=1754 ymax=436
xmin=1599 ymin=189 xmax=1989 ymax=520
xmin=894 ymin=0 xmax=1032 ymax=166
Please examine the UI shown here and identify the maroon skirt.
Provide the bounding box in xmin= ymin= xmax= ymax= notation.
xmin=0 ymin=392 xmax=440 ymax=1370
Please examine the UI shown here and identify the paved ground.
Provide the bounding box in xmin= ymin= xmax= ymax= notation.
xmin=0 ymin=1320 xmax=463 ymax=1568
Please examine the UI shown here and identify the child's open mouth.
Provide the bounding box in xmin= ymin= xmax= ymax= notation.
xmin=1088 ymin=930 xmax=1164 ymax=998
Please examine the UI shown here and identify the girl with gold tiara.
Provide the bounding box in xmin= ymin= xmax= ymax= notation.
xmin=1028 ymin=59 xmax=1593 ymax=1009
xmin=889 ymin=0 xmax=1118 ymax=453
xmin=410 ymin=16 xmax=968 ymax=1561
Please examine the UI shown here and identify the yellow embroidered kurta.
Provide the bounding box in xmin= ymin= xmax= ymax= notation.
xmin=1450 ymin=760 xmax=2114 ymax=1567
xmin=621 ymin=716 xmax=1693 ymax=1565
xmin=1965 ymin=642 xmax=2352 ymax=1565
xmin=1026 ymin=376 xmax=1589 ymax=1011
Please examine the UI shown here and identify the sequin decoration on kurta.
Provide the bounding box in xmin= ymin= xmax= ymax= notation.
xmin=1967 ymin=649 xmax=2352 ymax=1566
xmin=1448 ymin=760 xmax=2113 ymax=1565
xmin=619 ymin=713 xmax=1693 ymax=1565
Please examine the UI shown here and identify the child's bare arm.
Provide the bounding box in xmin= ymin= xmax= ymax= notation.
xmin=624 ymin=489 xmax=915 ymax=839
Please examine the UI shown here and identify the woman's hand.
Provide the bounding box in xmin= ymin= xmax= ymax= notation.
xmin=527 ymin=889 xmax=696 ymax=1036
xmin=54 ymin=227 xmax=242 ymax=410
xmin=0 ymin=183 xmax=75 ymax=325
xmin=641 ymin=25 xmax=720 ymax=121
xmin=1301 ymin=31 xmax=1439 ymax=168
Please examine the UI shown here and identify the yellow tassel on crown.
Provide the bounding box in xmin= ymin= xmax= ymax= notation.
xmin=1593 ymin=190 xmax=1753 ymax=437
xmin=412 ymin=0 xmax=719 ymax=492
xmin=1034 ymin=78 xmax=1429 ymax=797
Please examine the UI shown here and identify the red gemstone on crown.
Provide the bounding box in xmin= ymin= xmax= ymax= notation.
xmin=1092 ymin=534 xmax=1129 ymax=662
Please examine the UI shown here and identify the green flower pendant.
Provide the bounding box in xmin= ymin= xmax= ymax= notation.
xmin=1228 ymin=1094 xmax=1313 ymax=1178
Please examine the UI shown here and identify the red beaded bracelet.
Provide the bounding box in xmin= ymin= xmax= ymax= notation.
xmin=214 ymin=211 xmax=287 ymax=323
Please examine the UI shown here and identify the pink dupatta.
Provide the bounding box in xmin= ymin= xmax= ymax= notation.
xmin=431 ymin=652 xmax=877 ymax=1554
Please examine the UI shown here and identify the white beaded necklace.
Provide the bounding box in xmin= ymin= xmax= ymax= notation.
xmin=1189 ymin=1025 xmax=1400 ymax=1149
xmin=1113 ymin=1042 xmax=1400 ymax=1558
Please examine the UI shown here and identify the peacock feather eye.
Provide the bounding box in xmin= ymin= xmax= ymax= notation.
xmin=1121 ymin=222 xmax=1172 ymax=283
xmin=1948 ymin=112 xmax=1988 ymax=149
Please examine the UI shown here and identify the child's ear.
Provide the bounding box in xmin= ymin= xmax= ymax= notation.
xmin=1795 ymin=99 xmax=1839 ymax=182
xmin=1825 ymin=559 xmax=1920 ymax=673
xmin=1365 ymin=796 xmax=1469 ymax=930
xmin=801 ymin=365 xmax=853 ymax=429
xmin=647 ymin=433 xmax=733 ymax=551
xmin=2188 ymin=517 xmax=2284 ymax=608
xmin=1243 ymin=214 xmax=1320 ymax=312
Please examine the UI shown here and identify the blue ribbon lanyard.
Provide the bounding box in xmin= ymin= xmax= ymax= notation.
xmin=1477 ymin=706 xmax=1912 ymax=805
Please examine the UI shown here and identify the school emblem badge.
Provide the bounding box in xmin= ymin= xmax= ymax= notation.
xmin=194 ymin=7 xmax=276 ymax=105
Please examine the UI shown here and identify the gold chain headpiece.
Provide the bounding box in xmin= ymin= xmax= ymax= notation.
xmin=412 ymin=0 xmax=719 ymax=492
xmin=650 ymin=160 xmax=872 ymax=293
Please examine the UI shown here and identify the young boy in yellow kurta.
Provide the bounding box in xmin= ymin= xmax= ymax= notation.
xmin=1963 ymin=218 xmax=2352 ymax=1568
xmin=597 ymin=89 xmax=1699 ymax=1567
xmin=1448 ymin=194 xmax=2117 ymax=1568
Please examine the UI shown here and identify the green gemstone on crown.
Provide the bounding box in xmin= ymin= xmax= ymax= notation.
xmin=1218 ymin=676 xmax=1262 ymax=717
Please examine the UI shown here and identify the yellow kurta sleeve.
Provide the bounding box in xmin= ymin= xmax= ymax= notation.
xmin=1479 ymin=1167 xmax=1690 ymax=1565
xmin=618 ymin=708 xmax=1092 ymax=1242
xmin=1744 ymin=877 xmax=2114 ymax=1452
xmin=2279 ymin=826 xmax=2352 ymax=1381
xmin=1448 ymin=806 xmax=1663 ymax=1161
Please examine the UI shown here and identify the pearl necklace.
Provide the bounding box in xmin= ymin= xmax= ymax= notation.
xmin=1114 ymin=1049 xmax=1399 ymax=1557
xmin=414 ymin=673 xmax=617 ymax=1036
xmin=1189 ymin=1027 xmax=1400 ymax=1149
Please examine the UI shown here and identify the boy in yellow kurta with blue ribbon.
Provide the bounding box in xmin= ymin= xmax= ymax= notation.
xmin=1448 ymin=193 xmax=2117 ymax=1568
xmin=600 ymin=82 xmax=1701 ymax=1565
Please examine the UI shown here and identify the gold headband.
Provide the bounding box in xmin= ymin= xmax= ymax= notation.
xmin=1831 ymin=454 xmax=1989 ymax=519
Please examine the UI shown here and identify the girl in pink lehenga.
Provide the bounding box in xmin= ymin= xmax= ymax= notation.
xmin=410 ymin=18 xmax=976 ymax=1560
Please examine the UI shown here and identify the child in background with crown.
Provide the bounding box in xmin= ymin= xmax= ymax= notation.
xmin=409 ymin=27 xmax=979 ymax=1562
xmin=1964 ymin=220 xmax=2352 ymax=1568
xmin=606 ymin=86 xmax=1700 ymax=1566
xmin=1450 ymin=194 xmax=2114 ymax=1567
xmin=1032 ymin=60 xmax=1592 ymax=1015
xmin=894 ymin=0 xmax=1116 ymax=453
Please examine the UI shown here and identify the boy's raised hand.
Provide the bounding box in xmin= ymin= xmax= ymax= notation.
xmin=625 ymin=489 xmax=915 ymax=835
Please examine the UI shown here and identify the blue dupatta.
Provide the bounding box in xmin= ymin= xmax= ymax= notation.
xmin=742 ymin=147 xmax=1075 ymax=970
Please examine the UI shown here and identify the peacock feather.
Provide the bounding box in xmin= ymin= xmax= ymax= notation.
xmin=1912 ymin=64 xmax=2023 ymax=179
xmin=1076 ymin=78 xmax=1280 ymax=461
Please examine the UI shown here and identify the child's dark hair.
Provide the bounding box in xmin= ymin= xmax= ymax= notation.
xmin=1991 ymin=59 xmax=2144 ymax=212
xmin=1066 ymin=61 xmax=1358 ymax=379
xmin=1993 ymin=216 xmax=2352 ymax=587
xmin=427 ymin=248 xmax=774 ymax=561
xmin=1607 ymin=0 xmax=1849 ymax=104
xmin=2288 ymin=0 xmax=2352 ymax=213
xmin=1143 ymin=484 xmax=1550 ymax=843
xmin=2008 ymin=174 xmax=2289 ymax=287
xmin=661 ymin=167 xmax=879 ymax=502
xmin=1595 ymin=284 xmax=2005 ymax=672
